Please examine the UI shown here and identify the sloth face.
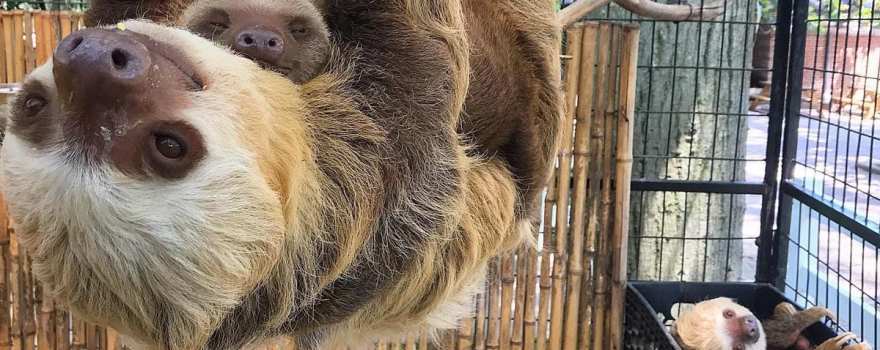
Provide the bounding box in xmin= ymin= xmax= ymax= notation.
xmin=673 ymin=297 xmax=768 ymax=350
xmin=0 ymin=20 xmax=310 ymax=347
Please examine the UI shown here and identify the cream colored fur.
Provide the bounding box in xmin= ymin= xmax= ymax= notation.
xmin=672 ymin=297 xmax=768 ymax=350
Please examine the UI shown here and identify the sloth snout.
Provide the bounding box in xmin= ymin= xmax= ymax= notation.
xmin=740 ymin=315 xmax=761 ymax=343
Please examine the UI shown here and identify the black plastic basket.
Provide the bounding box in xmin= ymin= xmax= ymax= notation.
xmin=624 ymin=282 xmax=842 ymax=350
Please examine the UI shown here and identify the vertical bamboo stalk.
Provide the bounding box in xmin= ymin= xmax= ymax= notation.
xmin=41 ymin=13 xmax=53 ymax=67
xmin=498 ymin=254 xmax=514 ymax=350
xmin=12 ymin=12 xmax=25 ymax=82
xmin=535 ymin=165 xmax=559 ymax=350
xmin=589 ymin=24 xmax=614 ymax=350
xmin=21 ymin=253 xmax=35 ymax=350
xmin=607 ymin=25 xmax=638 ymax=350
xmin=598 ymin=24 xmax=622 ymax=350
xmin=548 ymin=24 xmax=584 ymax=350
xmin=49 ymin=13 xmax=60 ymax=53
xmin=418 ymin=333 xmax=429 ymax=350
xmin=10 ymin=225 xmax=22 ymax=350
xmin=33 ymin=13 xmax=45 ymax=66
xmin=486 ymin=261 xmax=501 ymax=350
xmin=0 ymin=192 xmax=10 ymax=350
xmin=473 ymin=290 xmax=486 ymax=350
xmin=60 ymin=12 xmax=73 ymax=40
xmin=24 ymin=11 xmax=35 ymax=74
xmin=0 ymin=12 xmax=7 ymax=84
xmin=2 ymin=14 xmax=14 ymax=84
xmin=405 ymin=336 xmax=416 ymax=350
xmin=510 ymin=250 xmax=528 ymax=350
xmin=521 ymin=247 xmax=538 ymax=350
xmin=107 ymin=328 xmax=119 ymax=350
xmin=457 ymin=310 xmax=474 ymax=350
xmin=57 ymin=311 xmax=70 ymax=350
xmin=562 ymin=22 xmax=598 ymax=350
xmin=37 ymin=288 xmax=56 ymax=350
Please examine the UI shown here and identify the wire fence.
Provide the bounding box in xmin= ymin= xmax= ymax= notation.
xmin=777 ymin=0 xmax=880 ymax=345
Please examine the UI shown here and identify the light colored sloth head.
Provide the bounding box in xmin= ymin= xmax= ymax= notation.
xmin=0 ymin=20 xmax=317 ymax=348
xmin=672 ymin=297 xmax=768 ymax=350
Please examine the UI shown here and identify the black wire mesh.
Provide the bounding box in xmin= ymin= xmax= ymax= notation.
xmin=576 ymin=0 xmax=771 ymax=284
xmin=784 ymin=200 xmax=879 ymax=346
xmin=779 ymin=0 xmax=880 ymax=346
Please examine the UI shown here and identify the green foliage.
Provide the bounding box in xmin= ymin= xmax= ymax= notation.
xmin=808 ymin=0 xmax=880 ymax=33
xmin=758 ymin=0 xmax=778 ymax=23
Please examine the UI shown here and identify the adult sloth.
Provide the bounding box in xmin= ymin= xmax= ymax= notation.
xmin=0 ymin=0 xmax=561 ymax=349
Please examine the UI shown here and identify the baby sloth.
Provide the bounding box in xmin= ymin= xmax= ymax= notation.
xmin=671 ymin=297 xmax=767 ymax=350
xmin=181 ymin=0 xmax=329 ymax=84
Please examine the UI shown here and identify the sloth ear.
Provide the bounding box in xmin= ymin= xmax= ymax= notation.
xmin=84 ymin=0 xmax=193 ymax=27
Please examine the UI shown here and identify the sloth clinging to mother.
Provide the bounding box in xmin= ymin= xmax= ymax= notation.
xmin=0 ymin=0 xmax=562 ymax=349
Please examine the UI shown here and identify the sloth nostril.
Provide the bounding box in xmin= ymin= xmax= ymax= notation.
xmin=68 ymin=36 xmax=84 ymax=53
xmin=111 ymin=49 xmax=129 ymax=70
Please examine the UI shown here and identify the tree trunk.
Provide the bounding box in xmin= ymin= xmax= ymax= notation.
xmin=589 ymin=1 xmax=757 ymax=282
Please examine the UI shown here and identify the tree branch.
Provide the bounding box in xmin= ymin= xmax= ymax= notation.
xmin=559 ymin=0 xmax=725 ymax=27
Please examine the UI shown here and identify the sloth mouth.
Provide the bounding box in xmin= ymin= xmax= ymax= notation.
xmin=253 ymin=60 xmax=292 ymax=77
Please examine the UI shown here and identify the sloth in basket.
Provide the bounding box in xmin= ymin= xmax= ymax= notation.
xmin=672 ymin=297 xmax=872 ymax=350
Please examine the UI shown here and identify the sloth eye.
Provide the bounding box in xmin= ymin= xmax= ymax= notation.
xmin=723 ymin=310 xmax=736 ymax=319
xmin=155 ymin=134 xmax=186 ymax=159
xmin=24 ymin=96 xmax=47 ymax=113
xmin=289 ymin=23 xmax=308 ymax=35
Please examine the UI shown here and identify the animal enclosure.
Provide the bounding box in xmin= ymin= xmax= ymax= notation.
xmin=0 ymin=0 xmax=877 ymax=349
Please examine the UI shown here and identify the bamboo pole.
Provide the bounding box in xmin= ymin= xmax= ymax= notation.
xmin=49 ymin=14 xmax=60 ymax=53
xmin=0 ymin=13 xmax=7 ymax=84
xmin=589 ymin=24 xmax=614 ymax=350
xmin=601 ymin=26 xmax=623 ymax=348
xmin=0 ymin=193 xmax=10 ymax=350
xmin=419 ymin=333 xmax=429 ymax=350
xmin=41 ymin=12 xmax=53 ymax=67
xmin=534 ymin=170 xmax=558 ymax=350
xmin=498 ymin=254 xmax=514 ymax=350
xmin=10 ymin=225 xmax=22 ymax=350
xmin=457 ymin=302 xmax=474 ymax=350
xmin=12 ymin=12 xmax=25 ymax=82
xmin=521 ymin=247 xmax=538 ymax=350
xmin=510 ymin=249 xmax=527 ymax=350
xmin=474 ymin=290 xmax=486 ymax=350
xmin=24 ymin=11 xmax=35 ymax=74
xmin=607 ymin=25 xmax=639 ymax=350
xmin=2 ymin=14 xmax=14 ymax=84
xmin=486 ymin=261 xmax=501 ymax=350
xmin=548 ymin=24 xmax=584 ymax=350
xmin=405 ymin=335 xmax=416 ymax=350
xmin=562 ymin=22 xmax=598 ymax=350
xmin=33 ymin=13 xmax=45 ymax=66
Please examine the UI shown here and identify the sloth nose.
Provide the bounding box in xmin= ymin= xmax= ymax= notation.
xmin=741 ymin=315 xmax=761 ymax=342
xmin=234 ymin=27 xmax=284 ymax=65
xmin=54 ymin=28 xmax=151 ymax=92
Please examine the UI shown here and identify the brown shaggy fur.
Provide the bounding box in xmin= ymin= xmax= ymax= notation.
xmin=99 ymin=0 xmax=564 ymax=229
xmin=2 ymin=0 xmax=562 ymax=349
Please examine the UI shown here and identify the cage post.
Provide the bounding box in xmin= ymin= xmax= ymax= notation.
xmin=757 ymin=0 xmax=796 ymax=284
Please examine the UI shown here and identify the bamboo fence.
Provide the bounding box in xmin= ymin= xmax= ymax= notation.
xmin=0 ymin=13 xmax=639 ymax=350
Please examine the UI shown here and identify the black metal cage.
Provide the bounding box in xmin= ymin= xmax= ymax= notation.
xmin=566 ymin=0 xmax=878 ymax=347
